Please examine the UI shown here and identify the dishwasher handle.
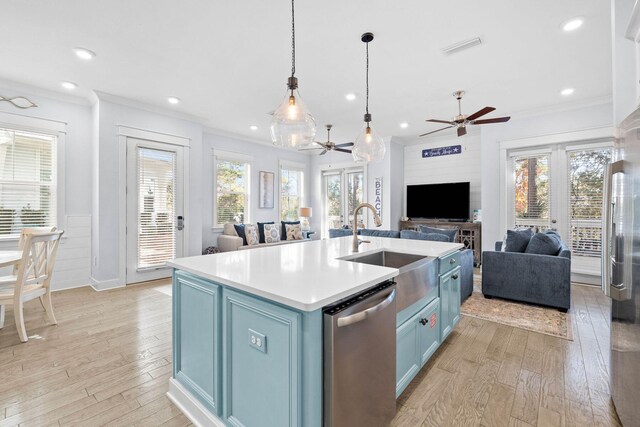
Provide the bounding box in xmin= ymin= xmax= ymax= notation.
xmin=337 ymin=289 xmax=396 ymax=328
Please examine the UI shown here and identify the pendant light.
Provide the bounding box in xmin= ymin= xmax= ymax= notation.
xmin=270 ymin=0 xmax=316 ymax=148
xmin=352 ymin=32 xmax=386 ymax=163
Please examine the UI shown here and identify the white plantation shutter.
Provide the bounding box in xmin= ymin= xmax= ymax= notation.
xmin=137 ymin=147 xmax=177 ymax=269
xmin=567 ymin=148 xmax=612 ymax=257
xmin=512 ymin=154 xmax=551 ymax=230
xmin=0 ymin=128 xmax=56 ymax=236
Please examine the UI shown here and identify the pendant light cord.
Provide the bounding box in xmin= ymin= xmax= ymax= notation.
xmin=291 ymin=0 xmax=296 ymax=77
xmin=365 ymin=41 xmax=369 ymax=116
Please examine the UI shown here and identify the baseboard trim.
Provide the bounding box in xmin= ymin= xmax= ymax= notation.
xmin=167 ymin=378 xmax=225 ymax=427
xmin=89 ymin=277 xmax=124 ymax=291
xmin=52 ymin=282 xmax=90 ymax=292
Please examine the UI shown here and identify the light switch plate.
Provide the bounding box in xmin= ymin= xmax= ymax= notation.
xmin=248 ymin=329 xmax=267 ymax=353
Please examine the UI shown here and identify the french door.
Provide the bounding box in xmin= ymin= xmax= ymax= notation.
xmin=126 ymin=138 xmax=184 ymax=284
xmin=508 ymin=143 xmax=612 ymax=277
xmin=321 ymin=167 xmax=365 ymax=237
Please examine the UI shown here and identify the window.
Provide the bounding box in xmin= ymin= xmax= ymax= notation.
xmin=512 ymin=153 xmax=551 ymax=230
xmin=0 ymin=127 xmax=57 ymax=236
xmin=280 ymin=162 xmax=304 ymax=221
xmin=214 ymin=151 xmax=250 ymax=228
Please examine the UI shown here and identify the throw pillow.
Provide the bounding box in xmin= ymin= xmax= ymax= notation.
xmin=281 ymin=221 xmax=300 ymax=241
xmin=285 ymin=223 xmax=303 ymax=240
xmin=233 ymin=224 xmax=247 ymax=246
xmin=257 ymin=221 xmax=274 ymax=244
xmin=504 ymin=228 xmax=534 ymax=252
xmin=418 ymin=226 xmax=458 ymax=242
xmin=263 ymin=223 xmax=281 ymax=243
xmin=360 ymin=229 xmax=401 ymax=238
xmin=400 ymin=230 xmax=449 ymax=242
xmin=244 ymin=224 xmax=259 ymax=246
xmin=525 ymin=232 xmax=563 ymax=256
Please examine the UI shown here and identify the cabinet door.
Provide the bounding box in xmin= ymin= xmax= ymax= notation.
xmin=440 ymin=272 xmax=453 ymax=340
xmin=173 ymin=271 xmax=221 ymax=415
xmin=396 ymin=314 xmax=421 ymax=398
xmin=418 ymin=298 xmax=441 ymax=366
xmin=450 ymin=268 xmax=461 ymax=328
xmin=222 ymin=289 xmax=301 ymax=427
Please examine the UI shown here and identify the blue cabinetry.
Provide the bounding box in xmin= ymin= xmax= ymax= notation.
xmin=440 ymin=267 xmax=461 ymax=341
xmin=173 ymin=271 xmax=221 ymax=415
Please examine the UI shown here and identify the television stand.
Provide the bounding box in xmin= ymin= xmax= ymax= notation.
xmin=400 ymin=219 xmax=482 ymax=266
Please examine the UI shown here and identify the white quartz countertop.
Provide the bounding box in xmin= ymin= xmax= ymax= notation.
xmin=168 ymin=236 xmax=463 ymax=312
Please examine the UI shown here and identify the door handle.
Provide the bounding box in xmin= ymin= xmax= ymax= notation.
xmin=177 ymin=216 xmax=184 ymax=231
xmin=602 ymin=161 xmax=625 ymax=298
xmin=337 ymin=289 xmax=396 ymax=328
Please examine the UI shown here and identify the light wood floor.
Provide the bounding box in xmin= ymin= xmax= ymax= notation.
xmin=0 ymin=281 xmax=621 ymax=426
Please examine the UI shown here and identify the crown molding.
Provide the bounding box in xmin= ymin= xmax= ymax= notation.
xmin=508 ymin=95 xmax=612 ymax=120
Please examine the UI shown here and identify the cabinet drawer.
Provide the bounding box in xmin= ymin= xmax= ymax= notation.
xmin=439 ymin=251 xmax=461 ymax=275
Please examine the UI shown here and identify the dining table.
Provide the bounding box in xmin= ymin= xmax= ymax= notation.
xmin=0 ymin=250 xmax=22 ymax=328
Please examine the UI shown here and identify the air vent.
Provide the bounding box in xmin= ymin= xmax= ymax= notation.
xmin=441 ymin=37 xmax=482 ymax=55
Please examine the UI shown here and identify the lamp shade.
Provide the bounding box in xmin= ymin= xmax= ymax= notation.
xmin=299 ymin=207 xmax=312 ymax=218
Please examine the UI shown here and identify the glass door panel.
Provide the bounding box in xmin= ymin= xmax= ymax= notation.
xmin=346 ymin=170 xmax=365 ymax=227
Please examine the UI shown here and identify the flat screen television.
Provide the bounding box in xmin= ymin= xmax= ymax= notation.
xmin=406 ymin=182 xmax=470 ymax=221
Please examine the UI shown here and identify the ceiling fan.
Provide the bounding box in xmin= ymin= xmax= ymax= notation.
xmin=299 ymin=124 xmax=354 ymax=155
xmin=420 ymin=91 xmax=511 ymax=138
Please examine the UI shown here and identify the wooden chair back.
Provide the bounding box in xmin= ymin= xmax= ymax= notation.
xmin=14 ymin=230 xmax=64 ymax=299
xmin=13 ymin=226 xmax=57 ymax=274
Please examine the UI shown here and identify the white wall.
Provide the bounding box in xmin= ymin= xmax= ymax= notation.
xmin=91 ymin=97 xmax=204 ymax=284
xmin=202 ymin=132 xmax=311 ymax=248
xmin=404 ymin=131 xmax=481 ymax=219
xmin=480 ymin=102 xmax=613 ymax=252
xmin=612 ymin=0 xmax=639 ymax=125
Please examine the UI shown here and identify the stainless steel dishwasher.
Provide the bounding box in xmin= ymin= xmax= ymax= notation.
xmin=323 ymin=280 xmax=397 ymax=427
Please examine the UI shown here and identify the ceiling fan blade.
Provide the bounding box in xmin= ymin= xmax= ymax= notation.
xmin=466 ymin=106 xmax=496 ymax=121
xmin=319 ymin=149 xmax=327 ymax=155
xmin=335 ymin=142 xmax=354 ymax=147
xmin=313 ymin=141 xmax=326 ymax=147
xmin=426 ymin=119 xmax=455 ymax=125
xmin=457 ymin=127 xmax=467 ymax=137
xmin=334 ymin=148 xmax=352 ymax=154
xmin=299 ymin=147 xmax=322 ymax=151
xmin=472 ymin=116 xmax=511 ymax=124
xmin=419 ymin=126 xmax=454 ymax=137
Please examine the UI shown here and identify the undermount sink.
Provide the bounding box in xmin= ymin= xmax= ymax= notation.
xmin=342 ymin=250 xmax=438 ymax=313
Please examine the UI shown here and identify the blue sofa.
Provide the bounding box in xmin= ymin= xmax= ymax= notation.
xmin=482 ymin=240 xmax=571 ymax=311
xmin=328 ymin=228 xmax=474 ymax=303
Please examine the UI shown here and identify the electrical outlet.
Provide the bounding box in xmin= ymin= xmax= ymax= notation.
xmin=248 ymin=329 xmax=267 ymax=353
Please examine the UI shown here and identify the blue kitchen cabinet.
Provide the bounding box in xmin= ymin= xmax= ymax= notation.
xmin=221 ymin=288 xmax=302 ymax=427
xmin=173 ymin=271 xmax=221 ymax=415
xmin=396 ymin=309 xmax=421 ymax=397
xmin=418 ymin=297 xmax=441 ymax=366
xmin=439 ymin=267 xmax=461 ymax=341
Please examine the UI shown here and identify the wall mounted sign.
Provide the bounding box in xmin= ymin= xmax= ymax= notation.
xmin=422 ymin=144 xmax=462 ymax=158
xmin=374 ymin=177 xmax=382 ymax=220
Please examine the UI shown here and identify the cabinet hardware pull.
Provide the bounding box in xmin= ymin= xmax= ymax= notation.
xmin=452 ymin=274 xmax=459 ymax=280
xmin=449 ymin=258 xmax=456 ymax=264
xmin=419 ymin=318 xmax=428 ymax=326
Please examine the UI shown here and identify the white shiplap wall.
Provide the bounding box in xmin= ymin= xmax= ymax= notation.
xmin=52 ymin=215 xmax=91 ymax=290
xmin=404 ymin=133 xmax=481 ymax=218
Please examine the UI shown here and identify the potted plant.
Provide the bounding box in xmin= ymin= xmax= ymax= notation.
xmin=20 ymin=204 xmax=46 ymax=227
xmin=0 ymin=206 xmax=15 ymax=234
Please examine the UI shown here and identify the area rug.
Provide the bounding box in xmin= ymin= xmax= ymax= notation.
xmin=461 ymin=275 xmax=573 ymax=340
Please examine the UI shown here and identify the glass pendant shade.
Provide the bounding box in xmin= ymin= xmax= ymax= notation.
xmin=352 ymin=124 xmax=385 ymax=163
xmin=270 ymin=89 xmax=317 ymax=148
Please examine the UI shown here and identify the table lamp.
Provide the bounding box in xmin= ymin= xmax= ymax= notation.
xmin=299 ymin=207 xmax=312 ymax=231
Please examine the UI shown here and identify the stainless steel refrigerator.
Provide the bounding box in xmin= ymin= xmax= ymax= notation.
xmin=603 ymin=106 xmax=640 ymax=426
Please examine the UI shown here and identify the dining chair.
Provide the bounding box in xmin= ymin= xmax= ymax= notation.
xmin=0 ymin=230 xmax=64 ymax=342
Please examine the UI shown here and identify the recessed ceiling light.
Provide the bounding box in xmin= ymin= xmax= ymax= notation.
xmin=345 ymin=93 xmax=356 ymax=101
xmin=562 ymin=18 xmax=583 ymax=32
xmin=73 ymin=47 xmax=96 ymax=60
xmin=250 ymin=125 xmax=258 ymax=131
xmin=61 ymin=81 xmax=77 ymax=90
xmin=400 ymin=122 xmax=409 ymax=129
xmin=167 ymin=97 xmax=180 ymax=104
xmin=561 ymin=88 xmax=575 ymax=96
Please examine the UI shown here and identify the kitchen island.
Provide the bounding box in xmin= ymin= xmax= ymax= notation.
xmin=167 ymin=236 xmax=463 ymax=427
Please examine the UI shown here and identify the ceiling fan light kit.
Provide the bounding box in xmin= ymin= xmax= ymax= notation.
xmin=419 ymin=90 xmax=511 ymax=138
xmin=270 ymin=0 xmax=317 ymax=149
xmin=352 ymin=32 xmax=386 ymax=164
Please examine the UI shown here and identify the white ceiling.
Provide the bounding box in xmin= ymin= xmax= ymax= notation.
xmin=1 ymin=0 xmax=611 ymax=144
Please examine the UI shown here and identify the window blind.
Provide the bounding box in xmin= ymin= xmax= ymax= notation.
xmin=215 ymin=157 xmax=249 ymax=226
xmin=567 ymin=148 xmax=612 ymax=257
xmin=513 ymin=154 xmax=550 ymax=230
xmin=137 ymin=147 xmax=176 ymax=269
xmin=280 ymin=166 xmax=303 ymax=221
xmin=0 ymin=128 xmax=56 ymax=236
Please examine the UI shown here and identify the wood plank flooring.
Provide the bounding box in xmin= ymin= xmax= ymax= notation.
xmin=0 ymin=281 xmax=621 ymax=426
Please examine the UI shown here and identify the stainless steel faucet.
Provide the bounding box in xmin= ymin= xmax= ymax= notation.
xmin=352 ymin=203 xmax=382 ymax=252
